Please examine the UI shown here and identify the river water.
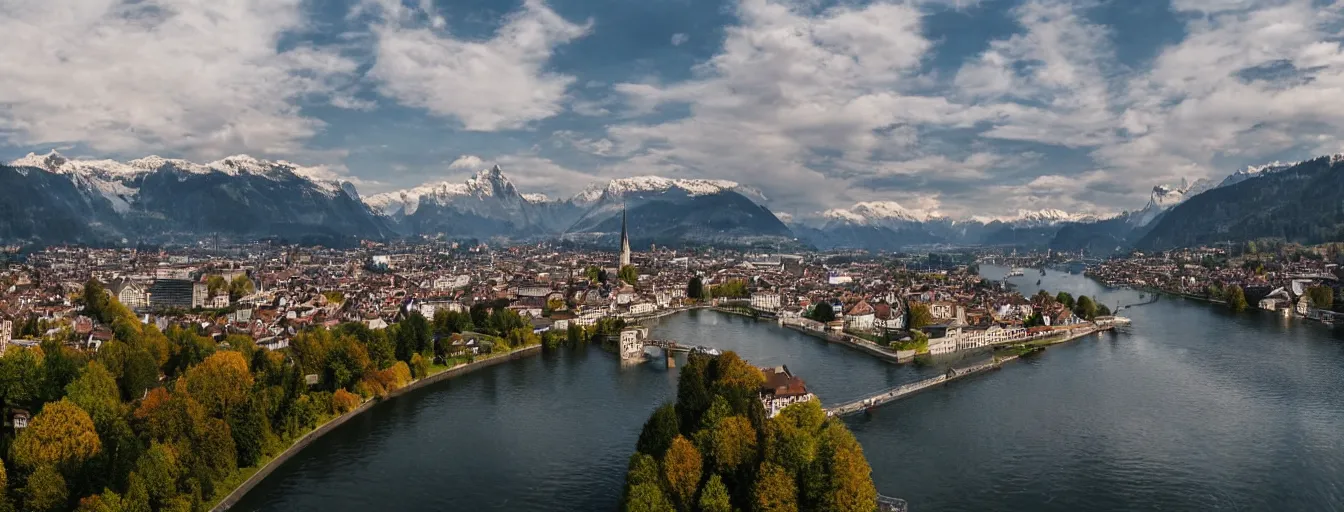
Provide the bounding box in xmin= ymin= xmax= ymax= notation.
xmin=233 ymin=266 xmax=1344 ymax=511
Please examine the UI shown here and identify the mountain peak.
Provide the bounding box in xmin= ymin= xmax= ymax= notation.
xmin=9 ymin=150 xmax=68 ymax=171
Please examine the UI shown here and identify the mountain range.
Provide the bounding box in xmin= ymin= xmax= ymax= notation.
xmin=1 ymin=150 xmax=1334 ymax=251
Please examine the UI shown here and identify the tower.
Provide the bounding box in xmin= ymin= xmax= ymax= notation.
xmin=620 ymin=202 xmax=632 ymax=267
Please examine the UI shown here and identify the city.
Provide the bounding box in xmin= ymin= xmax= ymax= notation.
xmin=6 ymin=0 xmax=1344 ymax=511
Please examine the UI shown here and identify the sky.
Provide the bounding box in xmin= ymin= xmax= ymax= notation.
xmin=2 ymin=0 xmax=1344 ymax=220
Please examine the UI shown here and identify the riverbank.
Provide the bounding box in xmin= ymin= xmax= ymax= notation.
xmin=211 ymin=345 xmax=543 ymax=511
xmin=780 ymin=321 xmax=910 ymax=363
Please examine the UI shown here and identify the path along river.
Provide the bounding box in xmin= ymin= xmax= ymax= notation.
xmin=233 ymin=265 xmax=1344 ymax=511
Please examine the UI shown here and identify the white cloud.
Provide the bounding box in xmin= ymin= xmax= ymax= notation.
xmin=671 ymin=33 xmax=689 ymax=46
xmin=366 ymin=0 xmax=593 ymax=131
xmin=0 ymin=0 xmax=360 ymax=159
xmin=448 ymin=155 xmax=486 ymax=170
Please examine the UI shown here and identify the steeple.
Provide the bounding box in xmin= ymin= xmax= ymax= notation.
xmin=620 ymin=201 xmax=632 ymax=267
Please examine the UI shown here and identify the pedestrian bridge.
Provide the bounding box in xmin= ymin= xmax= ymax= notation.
xmin=642 ymin=339 xmax=721 ymax=356
xmin=824 ymin=360 xmax=1006 ymax=417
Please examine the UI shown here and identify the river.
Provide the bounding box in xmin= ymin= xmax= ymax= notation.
xmin=233 ymin=266 xmax=1344 ymax=511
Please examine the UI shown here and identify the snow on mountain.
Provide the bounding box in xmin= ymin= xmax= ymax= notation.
xmin=363 ymin=165 xmax=527 ymax=217
xmin=6 ymin=151 xmax=352 ymax=197
xmin=521 ymin=193 xmax=550 ymax=203
xmin=1000 ymin=209 xmax=1098 ymax=227
xmin=1129 ymin=177 xmax=1211 ymax=227
xmin=571 ymin=176 xmax=756 ymax=205
xmin=1218 ymin=160 xmax=1298 ymax=188
xmin=817 ymin=201 xmax=937 ymax=227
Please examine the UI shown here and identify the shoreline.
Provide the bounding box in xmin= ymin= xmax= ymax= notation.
xmin=211 ymin=345 xmax=543 ymax=511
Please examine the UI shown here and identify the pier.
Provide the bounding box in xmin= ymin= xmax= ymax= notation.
xmin=824 ymin=358 xmax=1011 ymax=417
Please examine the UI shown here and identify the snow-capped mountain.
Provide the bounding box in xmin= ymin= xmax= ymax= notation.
xmin=366 ymin=165 xmax=565 ymax=237
xmin=1218 ymin=160 xmax=1299 ymax=189
xmin=999 ymin=209 xmax=1099 ymax=228
xmin=2 ymin=151 xmax=385 ymax=244
xmin=818 ymin=201 xmax=935 ymax=227
xmin=572 ymin=176 xmax=766 ymax=206
xmin=1128 ymin=178 xmax=1212 ymax=227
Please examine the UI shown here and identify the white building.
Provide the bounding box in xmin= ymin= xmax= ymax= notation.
xmin=750 ymin=292 xmax=782 ymax=312
xmin=0 ymin=319 xmax=10 ymax=356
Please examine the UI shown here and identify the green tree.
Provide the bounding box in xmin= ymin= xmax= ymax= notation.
xmin=753 ymin=462 xmax=798 ymax=512
xmin=134 ymin=443 xmax=181 ymax=508
xmin=227 ymin=275 xmax=254 ymax=300
xmin=65 ymin=361 xmax=122 ymax=427
xmin=1055 ymin=292 xmax=1075 ymax=309
xmin=410 ymin=353 xmax=429 ymax=379
xmin=1074 ymin=295 xmax=1098 ymax=321
xmin=1225 ymin=285 xmax=1249 ymax=313
xmin=0 ymin=346 xmax=44 ymax=408
xmin=1307 ymin=285 xmax=1334 ymax=309
xmin=807 ymin=302 xmax=836 ymax=323
xmin=23 ymin=465 xmax=68 ymax=512
xmin=698 ymin=474 xmax=732 ymax=512
xmin=624 ymin=483 xmax=675 ymax=512
xmin=1096 ymin=304 xmax=1112 ymax=317
xmin=662 ymin=436 xmax=702 ymax=510
xmin=620 ymin=265 xmax=639 ymax=286
xmin=637 ymin=404 xmax=680 ymax=458
xmin=625 ymin=452 xmax=662 ymax=489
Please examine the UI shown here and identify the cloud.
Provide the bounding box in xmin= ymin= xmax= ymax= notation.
xmin=448 ymin=155 xmax=486 ymax=170
xmin=0 ymin=0 xmax=361 ymax=159
xmin=670 ymin=33 xmax=689 ymax=46
xmin=366 ymin=0 xmax=593 ymax=131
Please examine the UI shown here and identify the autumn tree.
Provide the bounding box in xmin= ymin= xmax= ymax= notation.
xmin=13 ymin=399 xmax=102 ymax=471
xmin=1225 ymin=285 xmax=1249 ymax=313
xmin=182 ymin=351 xmax=254 ymax=419
xmin=710 ymin=416 xmax=757 ymax=472
xmin=662 ymin=436 xmax=702 ymax=510
xmin=753 ymin=462 xmax=798 ymax=512
xmin=907 ymin=302 xmax=933 ymax=329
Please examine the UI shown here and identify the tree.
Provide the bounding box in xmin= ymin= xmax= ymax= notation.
xmin=13 ymin=399 xmax=102 ymax=470
xmin=333 ymin=388 xmax=361 ymax=414
xmin=753 ymin=462 xmax=798 ymax=512
xmin=637 ymin=404 xmax=680 ymax=458
xmin=23 ymin=465 xmax=68 ymax=512
xmin=66 ymin=361 xmax=122 ymax=428
xmin=698 ymin=474 xmax=732 ymax=512
xmin=410 ymin=353 xmax=429 ymax=380
xmin=1055 ymin=292 xmax=1075 ymax=309
xmin=624 ymin=483 xmax=675 ymax=512
xmin=817 ymin=423 xmax=877 ymax=512
xmin=1096 ymin=304 xmax=1112 ymax=317
xmin=662 ymin=436 xmax=702 ymax=509
xmin=182 ymin=351 xmax=254 ymax=419
xmin=40 ymin=341 xmax=83 ymax=404
xmin=1074 ymin=295 xmax=1097 ymax=321
xmin=1225 ymin=285 xmax=1249 ymax=313
xmin=1307 ymin=285 xmax=1334 ymax=309
xmin=808 ymin=302 xmax=835 ymax=323
xmin=0 ymin=346 xmax=44 ymax=408
xmin=227 ymin=275 xmax=254 ymax=300
xmin=134 ymin=443 xmax=181 ymax=508
xmin=619 ymin=265 xmax=639 ymax=286
xmin=710 ymin=415 xmax=757 ymax=472
xmin=687 ymin=277 xmax=705 ymax=302
xmin=907 ymin=302 xmax=933 ymax=329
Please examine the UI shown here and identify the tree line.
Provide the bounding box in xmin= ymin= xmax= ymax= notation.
xmin=0 ymin=280 xmax=542 ymax=512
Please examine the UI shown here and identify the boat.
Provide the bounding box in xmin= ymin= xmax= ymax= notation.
xmin=1036 ymin=279 xmax=1041 ymax=285
xmin=1007 ymin=268 xmax=1025 ymax=277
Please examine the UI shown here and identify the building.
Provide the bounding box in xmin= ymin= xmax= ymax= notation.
xmin=759 ymin=366 xmax=816 ymax=418
xmin=619 ymin=327 xmax=646 ymax=360
xmin=148 ymin=279 xmax=195 ymax=309
xmin=0 ymin=319 xmax=9 ymax=356
xmin=619 ymin=202 xmax=632 ymax=268
xmin=107 ymin=278 xmax=149 ymax=311
xmin=750 ymin=292 xmax=781 ymax=312
xmin=843 ymin=300 xmax=876 ymax=331
xmin=192 ymin=282 xmax=209 ymax=309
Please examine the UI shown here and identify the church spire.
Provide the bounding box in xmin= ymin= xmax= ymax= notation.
xmin=620 ymin=201 xmax=632 ymax=267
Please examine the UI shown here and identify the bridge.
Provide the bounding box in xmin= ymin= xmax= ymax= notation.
xmin=824 ymin=359 xmax=1007 ymax=417
xmin=642 ymin=339 xmax=720 ymax=355
xmin=1287 ymin=273 xmax=1338 ymax=282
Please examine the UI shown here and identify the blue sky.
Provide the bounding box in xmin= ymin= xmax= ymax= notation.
xmin=3 ymin=0 xmax=1344 ymax=220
